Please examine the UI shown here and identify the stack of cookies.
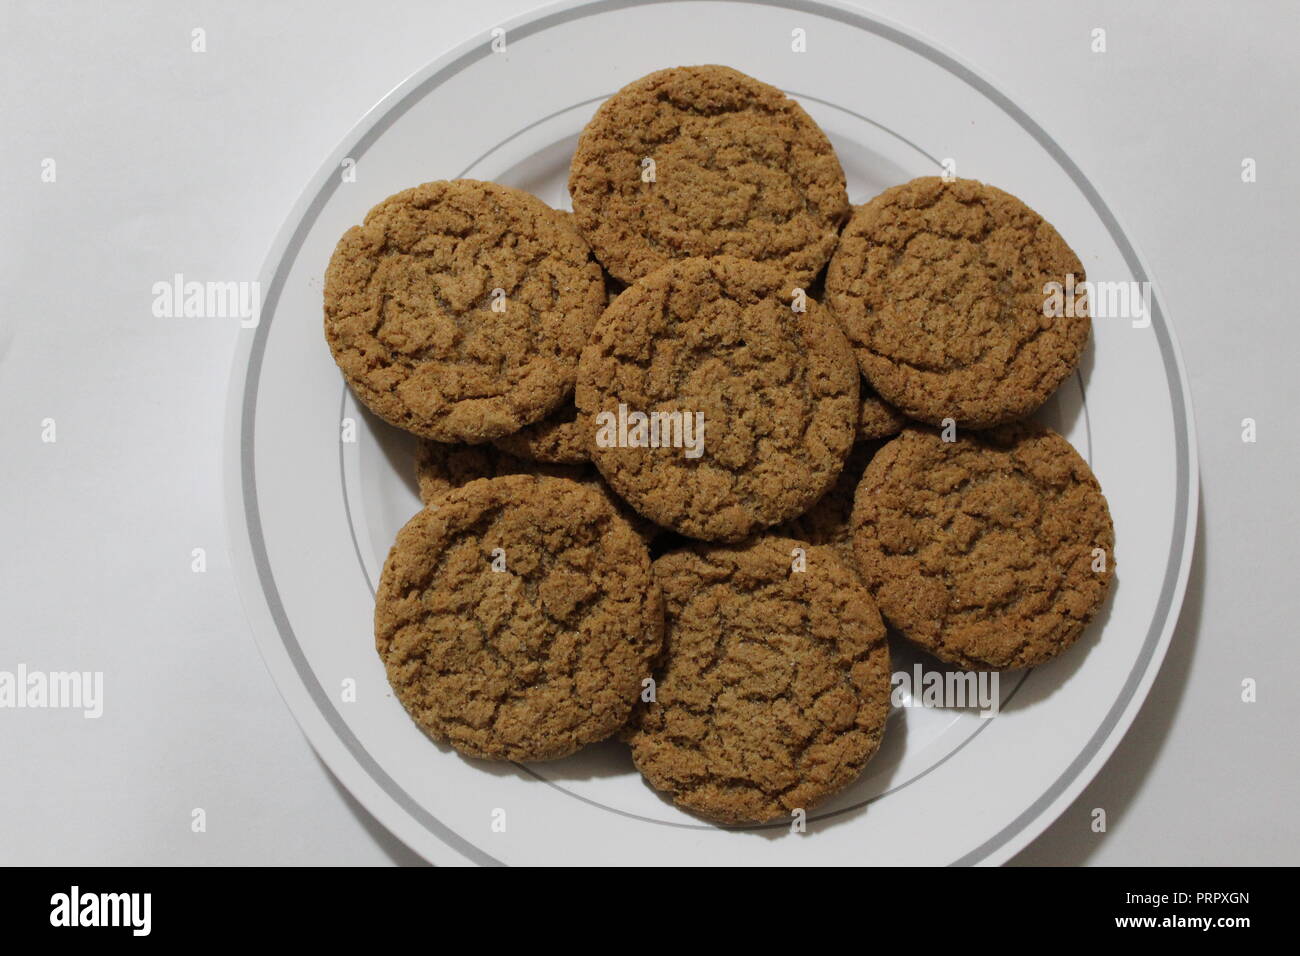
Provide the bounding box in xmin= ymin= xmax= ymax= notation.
xmin=323 ymin=66 xmax=1115 ymax=826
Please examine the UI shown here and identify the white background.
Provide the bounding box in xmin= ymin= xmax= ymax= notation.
xmin=1 ymin=0 xmax=1297 ymax=865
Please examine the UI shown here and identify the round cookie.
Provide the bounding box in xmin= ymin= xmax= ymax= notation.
xmin=490 ymin=400 xmax=589 ymax=464
xmin=324 ymin=180 xmax=605 ymax=442
xmin=626 ymin=536 xmax=891 ymax=825
xmin=375 ymin=474 xmax=664 ymax=761
xmin=569 ymin=65 xmax=849 ymax=286
xmin=415 ymin=439 xmax=588 ymax=506
xmin=852 ymin=423 xmax=1115 ymax=670
xmin=826 ymin=177 xmax=1089 ymax=428
xmin=576 ymin=256 xmax=860 ymax=542
xmin=857 ymin=379 xmax=908 ymax=441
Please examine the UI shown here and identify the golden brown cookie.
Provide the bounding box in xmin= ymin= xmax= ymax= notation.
xmin=490 ymin=400 xmax=589 ymax=464
xmin=853 ymin=423 xmax=1115 ymax=670
xmin=324 ymin=180 xmax=605 ymax=442
xmin=576 ymin=256 xmax=859 ymax=542
xmin=414 ymin=439 xmax=588 ymax=506
xmin=375 ymin=475 xmax=664 ymax=761
xmin=626 ymin=536 xmax=891 ymax=824
xmin=857 ymin=379 xmax=908 ymax=440
xmin=826 ymin=177 xmax=1089 ymax=428
xmin=776 ymin=442 xmax=879 ymax=572
xmin=569 ymin=65 xmax=849 ymax=286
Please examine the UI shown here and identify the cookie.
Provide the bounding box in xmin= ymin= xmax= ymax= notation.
xmin=576 ymin=256 xmax=860 ymax=542
xmin=324 ymin=180 xmax=605 ymax=442
xmin=569 ymin=65 xmax=849 ymax=286
xmin=626 ymin=536 xmax=891 ymax=824
xmin=852 ymin=423 xmax=1115 ymax=670
xmin=857 ymin=379 xmax=907 ymax=441
xmin=490 ymin=400 xmax=589 ymax=464
xmin=776 ymin=442 xmax=878 ymax=572
xmin=415 ymin=439 xmax=588 ymax=506
xmin=826 ymin=177 xmax=1089 ymax=428
xmin=375 ymin=475 xmax=664 ymax=761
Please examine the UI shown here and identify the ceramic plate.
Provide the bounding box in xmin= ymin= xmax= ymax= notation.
xmin=225 ymin=0 xmax=1197 ymax=865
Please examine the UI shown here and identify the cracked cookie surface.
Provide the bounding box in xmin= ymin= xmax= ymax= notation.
xmin=569 ymin=65 xmax=849 ymax=286
xmin=826 ymin=177 xmax=1089 ymax=428
xmin=375 ymin=474 xmax=664 ymax=761
xmin=576 ymin=256 xmax=859 ymax=542
xmin=324 ymin=180 xmax=605 ymax=442
xmin=626 ymin=536 xmax=891 ymax=824
xmin=852 ymin=423 xmax=1115 ymax=670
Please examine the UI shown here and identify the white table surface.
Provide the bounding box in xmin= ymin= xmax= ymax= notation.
xmin=2 ymin=0 xmax=1297 ymax=866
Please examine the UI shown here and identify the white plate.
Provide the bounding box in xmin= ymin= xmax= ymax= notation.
xmin=225 ymin=0 xmax=1197 ymax=866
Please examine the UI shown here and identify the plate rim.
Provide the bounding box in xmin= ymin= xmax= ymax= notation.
xmin=223 ymin=0 xmax=1200 ymax=866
